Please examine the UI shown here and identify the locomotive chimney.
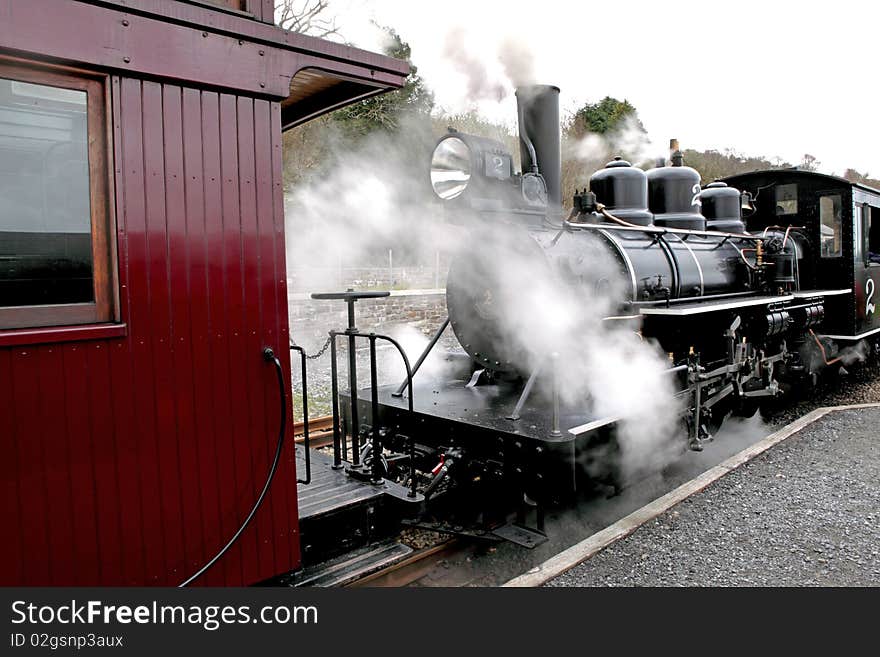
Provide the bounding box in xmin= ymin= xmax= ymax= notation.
xmin=669 ymin=138 xmax=684 ymax=167
xmin=516 ymin=84 xmax=562 ymax=210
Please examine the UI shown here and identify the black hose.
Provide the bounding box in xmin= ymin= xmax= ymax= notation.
xmin=179 ymin=347 xmax=287 ymax=587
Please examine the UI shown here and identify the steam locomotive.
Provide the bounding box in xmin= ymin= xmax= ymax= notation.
xmin=323 ymin=84 xmax=879 ymax=540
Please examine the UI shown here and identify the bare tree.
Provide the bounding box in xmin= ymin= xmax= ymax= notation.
xmin=276 ymin=0 xmax=340 ymax=39
xmin=800 ymin=153 xmax=820 ymax=172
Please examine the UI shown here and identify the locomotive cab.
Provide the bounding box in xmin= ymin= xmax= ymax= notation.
xmin=724 ymin=170 xmax=880 ymax=342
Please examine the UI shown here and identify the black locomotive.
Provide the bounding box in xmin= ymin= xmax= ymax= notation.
xmin=305 ymin=83 xmax=880 ymax=547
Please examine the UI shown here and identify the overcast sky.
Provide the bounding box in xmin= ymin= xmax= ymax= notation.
xmin=313 ymin=0 xmax=878 ymax=176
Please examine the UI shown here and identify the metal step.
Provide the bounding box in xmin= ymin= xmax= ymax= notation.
xmin=293 ymin=542 xmax=413 ymax=587
xmin=296 ymin=445 xmax=421 ymax=520
xmin=296 ymin=446 xmax=387 ymax=520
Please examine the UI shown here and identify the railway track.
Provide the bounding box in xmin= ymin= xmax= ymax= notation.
xmin=293 ymin=415 xmax=334 ymax=449
xmin=346 ymin=539 xmax=466 ymax=587
xmin=293 ymin=414 xmax=467 ymax=586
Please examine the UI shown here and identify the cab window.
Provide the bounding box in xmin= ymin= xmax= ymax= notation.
xmin=775 ymin=183 xmax=797 ymax=216
xmin=855 ymin=204 xmax=864 ymax=265
xmin=819 ymin=194 xmax=842 ymax=258
xmin=868 ymin=206 xmax=880 ymax=265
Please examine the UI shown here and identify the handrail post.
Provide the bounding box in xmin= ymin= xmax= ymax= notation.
xmin=329 ymin=332 xmax=343 ymax=469
xmin=345 ymin=299 xmax=361 ymax=467
xmin=290 ymin=344 xmax=311 ymax=484
xmin=368 ymin=334 xmax=383 ymax=485
xmin=373 ymin=334 xmax=417 ymax=498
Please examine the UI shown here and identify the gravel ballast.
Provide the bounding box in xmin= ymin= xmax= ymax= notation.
xmin=546 ymin=407 xmax=880 ymax=587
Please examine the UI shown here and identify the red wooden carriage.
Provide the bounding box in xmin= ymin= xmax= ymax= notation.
xmin=0 ymin=0 xmax=407 ymax=586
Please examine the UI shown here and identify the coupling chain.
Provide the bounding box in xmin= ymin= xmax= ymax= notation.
xmin=301 ymin=334 xmax=333 ymax=360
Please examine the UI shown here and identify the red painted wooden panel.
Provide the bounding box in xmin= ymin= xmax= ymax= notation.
xmin=245 ymin=0 xmax=275 ymax=23
xmin=0 ymin=74 xmax=299 ymax=585
xmin=0 ymin=0 xmax=292 ymax=98
xmin=0 ymin=349 xmax=24 ymax=583
xmin=218 ymin=91 xmax=254 ymax=585
xmin=271 ymin=99 xmax=299 ymax=558
xmin=256 ymin=98 xmax=290 ymax=564
xmin=201 ymin=90 xmax=238 ymax=586
xmin=237 ymin=96 xmax=273 ymax=581
xmin=34 ymin=347 xmax=75 ymax=582
xmin=71 ymin=0 xmax=410 ymax=81
xmin=10 ymin=348 xmax=50 ymax=584
xmin=164 ymin=83 xmax=201 ymax=583
xmin=181 ymin=86 xmax=220 ymax=583
xmin=87 ymin=341 xmax=124 ymax=584
xmin=61 ymin=343 xmax=101 ymax=585
xmin=143 ymin=80 xmax=185 ymax=583
xmin=105 ymin=79 xmax=145 ymax=583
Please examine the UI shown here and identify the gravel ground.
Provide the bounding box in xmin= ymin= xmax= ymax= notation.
xmin=546 ymin=407 xmax=880 ymax=586
xmin=761 ymin=358 xmax=880 ymax=427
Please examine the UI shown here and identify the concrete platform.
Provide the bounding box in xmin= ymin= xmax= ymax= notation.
xmin=504 ymin=404 xmax=880 ymax=587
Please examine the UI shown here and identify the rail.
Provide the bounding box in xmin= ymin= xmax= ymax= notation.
xmin=293 ymin=415 xmax=334 ymax=447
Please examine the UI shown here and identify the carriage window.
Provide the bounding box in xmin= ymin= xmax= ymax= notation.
xmin=775 ymin=183 xmax=798 ymax=215
xmin=819 ymin=194 xmax=842 ymax=258
xmin=0 ymin=62 xmax=114 ymax=330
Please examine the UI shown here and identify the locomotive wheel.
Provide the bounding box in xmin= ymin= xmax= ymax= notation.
xmin=705 ymin=403 xmax=733 ymax=435
xmin=733 ymin=396 xmax=760 ymax=419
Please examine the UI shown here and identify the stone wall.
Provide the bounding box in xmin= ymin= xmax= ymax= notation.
xmin=288 ymin=261 xmax=449 ymax=294
xmin=288 ymin=289 xmax=448 ymax=351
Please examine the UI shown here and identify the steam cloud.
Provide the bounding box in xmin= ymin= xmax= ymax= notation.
xmin=443 ymin=28 xmax=507 ymax=103
xmin=441 ymin=28 xmax=537 ymax=105
xmin=568 ymin=114 xmax=667 ymax=170
xmin=497 ymin=37 xmax=536 ymax=89
xmin=285 ymin=115 xmax=455 ymax=292
xmin=450 ymin=224 xmax=682 ymax=483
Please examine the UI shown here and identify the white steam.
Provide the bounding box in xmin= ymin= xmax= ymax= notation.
xmin=284 ymin=115 xmax=457 ymax=292
xmin=437 ymin=27 xmax=537 ymax=111
xmin=568 ymin=114 xmax=667 ymax=169
xmin=451 ymin=224 xmax=682 ymax=481
xmin=443 ymin=27 xmax=507 ymax=103
xmin=381 ymin=324 xmax=458 ymax=383
xmin=497 ymin=36 xmax=537 ymax=89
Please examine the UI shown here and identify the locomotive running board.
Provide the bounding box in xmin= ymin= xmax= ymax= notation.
xmin=638 ymin=294 xmax=794 ymax=316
